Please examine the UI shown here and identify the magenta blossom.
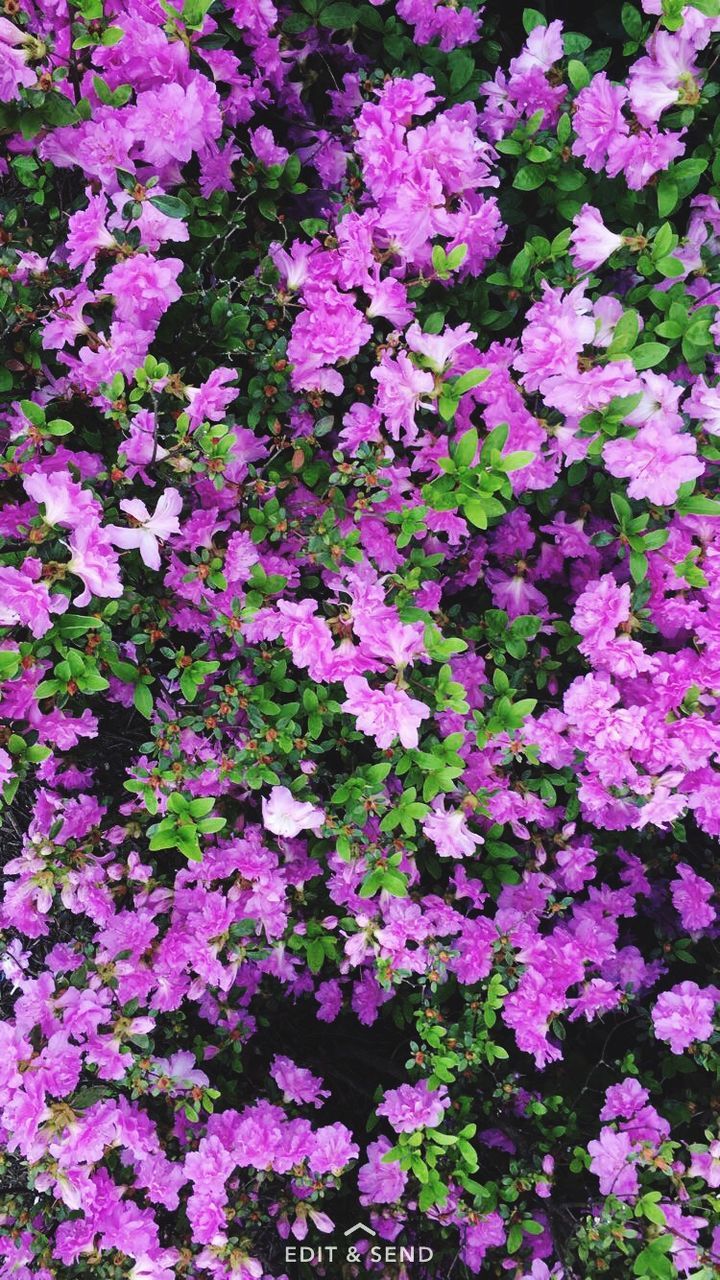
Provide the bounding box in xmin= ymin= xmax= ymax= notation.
xmin=341 ymin=676 xmax=430 ymax=749
xmin=377 ymin=1080 xmax=450 ymax=1132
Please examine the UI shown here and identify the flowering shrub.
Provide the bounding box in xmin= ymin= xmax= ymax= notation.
xmin=2 ymin=0 xmax=720 ymax=1276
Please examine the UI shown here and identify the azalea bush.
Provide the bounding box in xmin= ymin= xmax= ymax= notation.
xmin=2 ymin=0 xmax=720 ymax=1276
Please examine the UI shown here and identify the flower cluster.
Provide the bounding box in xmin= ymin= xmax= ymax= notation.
xmin=1 ymin=1 xmax=720 ymax=1278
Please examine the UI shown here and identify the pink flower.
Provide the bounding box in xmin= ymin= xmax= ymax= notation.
xmin=23 ymin=469 xmax=97 ymax=529
xmin=270 ymin=1056 xmax=329 ymax=1107
xmin=606 ymin=127 xmax=687 ymax=191
xmin=570 ymin=205 xmax=624 ymax=271
xmin=358 ymin=1135 xmax=408 ymax=1204
xmin=652 ymin=981 xmax=719 ymax=1054
xmin=0 ymin=559 xmax=68 ymax=636
xmin=572 ymin=575 xmax=631 ymax=657
xmin=0 ymin=20 xmax=36 ymax=101
xmin=104 ymin=255 xmax=183 ymax=330
xmin=572 ymin=73 xmax=629 ymax=172
xmin=66 ymin=192 xmax=116 ymax=271
xmin=396 ymin=0 xmax=481 ymax=52
xmin=588 ymin=1127 xmax=639 ymax=1199
xmin=308 ymin=1123 xmax=359 ymax=1174
xmin=628 ymin=32 xmax=700 ymax=127
xmin=377 ymin=1080 xmax=450 ymax=1132
xmin=405 ymin=320 xmax=477 ymax=372
xmin=288 ymin=286 xmax=372 ymax=395
xmin=185 ymin=367 xmax=238 ymax=430
xmin=108 ymin=488 xmax=182 ymax=571
xmin=461 ymin=1213 xmax=506 ymax=1270
xmin=249 ymin=125 xmax=289 ymax=167
xmin=341 ymin=675 xmax=430 ymax=749
xmin=133 ymin=77 xmax=222 ymax=166
xmin=371 ymin=350 xmax=435 ymax=443
xmin=67 ymin=523 xmax=124 ymax=606
xmin=603 ymin=422 xmax=704 ymax=505
xmin=422 ymin=800 xmax=484 ymax=858
xmin=689 ymin=1140 xmax=720 ymax=1187
xmin=671 ymin=863 xmax=716 ymax=933
xmin=261 ymin=785 xmax=325 ymax=837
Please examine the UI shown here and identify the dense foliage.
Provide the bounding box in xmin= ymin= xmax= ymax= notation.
xmin=2 ymin=0 xmax=720 ymax=1276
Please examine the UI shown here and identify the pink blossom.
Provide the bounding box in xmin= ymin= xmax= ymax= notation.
xmin=603 ymin=422 xmax=704 ymax=505
xmin=104 ymin=255 xmax=183 ymax=330
xmin=67 ymin=524 xmax=124 ymax=606
xmin=422 ymin=800 xmax=484 ymax=858
xmin=0 ymin=559 xmax=69 ymax=636
xmin=133 ymin=78 xmax=222 ymax=166
xmin=588 ymin=1127 xmax=639 ymax=1199
xmin=377 ymin=1080 xmax=450 ymax=1132
xmin=341 ymin=675 xmax=430 ymax=749
xmin=652 ymin=981 xmax=719 ymax=1054
xmin=261 ymin=785 xmax=325 ymax=838
xmin=288 ymin=286 xmax=373 ymax=395
xmin=570 ymin=205 xmax=624 ymax=271
xmin=572 ymin=73 xmax=629 ymax=171
xmin=371 ymin=350 xmax=435 ymax=443
xmin=671 ymin=863 xmax=716 ymax=933
xmin=108 ymin=488 xmax=182 ymax=571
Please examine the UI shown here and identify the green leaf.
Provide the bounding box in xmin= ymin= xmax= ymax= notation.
xmin=651 ymin=222 xmax=675 ymax=260
xmin=0 ymin=650 xmax=20 ymax=679
xmin=567 ymin=59 xmax=590 ymax=89
xmin=133 ymin=683 xmax=153 ymax=719
xmin=513 ymin=165 xmax=545 ymax=191
xmin=608 ymin=309 xmax=639 ymax=355
xmin=499 ymin=450 xmax=534 ymax=472
xmin=630 ymin=549 xmax=647 ymax=583
xmin=20 ymin=399 xmax=45 ymax=426
xmin=306 ymin=939 xmax=325 ymax=973
xmin=318 ymin=1 xmax=357 ymax=25
xmin=453 ymin=428 xmax=478 ymax=469
xmin=522 ymin=6 xmax=547 ymax=31
xmin=101 ymin=25 xmax=125 ymax=44
xmin=621 ymin=2 xmax=643 ymax=38
xmin=677 ymin=494 xmax=720 ymax=515
xmin=449 ymin=52 xmax=475 ymax=94
xmin=55 ymin=614 xmax=99 ymax=637
xmin=445 ymin=242 xmax=468 ymax=271
xmin=631 ymin=342 xmax=669 ymax=370
xmin=463 ymin=500 xmax=489 ymax=529
xmin=180 ymin=672 xmax=199 ymax=702
xmin=149 ymin=194 xmax=190 ymax=218
xmin=655 ymin=255 xmax=685 ymax=278
xmin=657 ymin=175 xmax=678 ymax=217
xmin=359 ymin=870 xmax=384 ymax=898
xmin=453 ymin=368 xmax=490 ymax=397
xmin=34 ymin=680 xmax=59 ymax=700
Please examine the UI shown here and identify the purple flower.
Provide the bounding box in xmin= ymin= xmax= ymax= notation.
xmin=422 ymin=799 xmax=484 ymax=858
xmin=377 ymin=1080 xmax=450 ymax=1132
xmin=652 ymin=982 xmax=719 ymax=1054
xmin=588 ymin=1127 xmax=639 ymax=1200
xmin=671 ymin=863 xmax=716 ymax=933
xmin=341 ymin=676 xmax=430 ymax=749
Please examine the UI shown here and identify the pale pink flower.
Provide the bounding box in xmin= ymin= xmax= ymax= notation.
xmin=108 ymin=488 xmax=182 ymax=571
xmin=262 ymin=785 xmax=325 ymax=838
xmin=570 ymin=205 xmax=624 ymax=272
